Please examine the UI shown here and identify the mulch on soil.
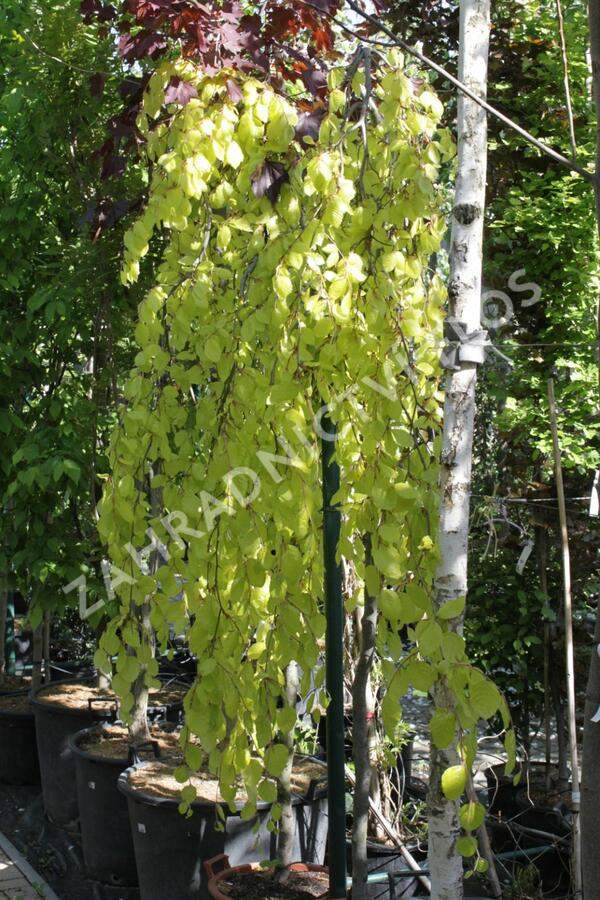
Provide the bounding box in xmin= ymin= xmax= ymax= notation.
xmin=127 ymin=755 xmax=326 ymax=804
xmin=222 ymin=869 xmax=329 ymax=899
xmin=34 ymin=681 xmax=186 ymax=713
xmin=79 ymin=723 xmax=183 ymax=761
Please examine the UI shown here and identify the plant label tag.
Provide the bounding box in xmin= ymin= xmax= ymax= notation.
xmin=516 ymin=539 xmax=534 ymax=574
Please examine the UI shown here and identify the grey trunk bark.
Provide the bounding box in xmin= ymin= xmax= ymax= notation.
xmin=351 ymin=535 xmax=379 ymax=900
xmin=428 ymin=2 xmax=490 ymax=898
xmin=276 ymin=660 xmax=300 ymax=871
xmin=128 ymin=481 xmax=161 ymax=744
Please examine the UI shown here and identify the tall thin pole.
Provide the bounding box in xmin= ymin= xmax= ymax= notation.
xmin=321 ymin=412 xmax=347 ymax=900
xmin=548 ymin=378 xmax=582 ymax=898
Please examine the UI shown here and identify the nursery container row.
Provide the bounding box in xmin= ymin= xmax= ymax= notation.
xmin=0 ymin=676 xmax=330 ymax=899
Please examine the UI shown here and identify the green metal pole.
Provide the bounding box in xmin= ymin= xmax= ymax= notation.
xmin=5 ymin=591 xmax=15 ymax=676
xmin=321 ymin=412 xmax=347 ymax=899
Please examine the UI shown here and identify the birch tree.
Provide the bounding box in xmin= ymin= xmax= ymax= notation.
xmin=428 ymin=2 xmax=491 ymax=897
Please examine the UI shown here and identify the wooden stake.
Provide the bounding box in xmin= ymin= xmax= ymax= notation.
xmin=548 ymin=378 xmax=582 ymax=898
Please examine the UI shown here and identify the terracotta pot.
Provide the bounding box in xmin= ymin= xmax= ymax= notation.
xmin=204 ymin=854 xmax=329 ymax=899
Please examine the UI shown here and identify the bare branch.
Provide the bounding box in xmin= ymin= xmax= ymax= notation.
xmin=555 ymin=0 xmax=578 ymax=159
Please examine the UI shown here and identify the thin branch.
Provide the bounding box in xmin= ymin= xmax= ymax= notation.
xmin=554 ymin=0 xmax=578 ymax=159
xmin=299 ymin=0 xmax=595 ymax=183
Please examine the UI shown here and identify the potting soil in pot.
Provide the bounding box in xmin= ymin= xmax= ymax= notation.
xmin=78 ymin=723 xmax=183 ymax=761
xmin=35 ymin=681 xmax=185 ymax=711
xmin=221 ymin=870 xmax=329 ymax=899
xmin=126 ymin=755 xmax=325 ymax=803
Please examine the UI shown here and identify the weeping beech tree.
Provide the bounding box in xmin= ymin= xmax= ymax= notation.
xmin=94 ymin=44 xmax=513 ymax=887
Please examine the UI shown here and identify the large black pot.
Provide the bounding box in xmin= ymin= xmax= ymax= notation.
xmin=483 ymin=761 xmax=561 ymax=820
xmin=0 ymin=690 xmax=40 ymax=785
xmin=32 ymin=679 xmax=119 ymax=826
xmin=345 ymin=837 xmax=426 ymax=900
xmin=70 ymin=724 xmax=163 ymax=886
xmin=118 ymin=758 xmax=328 ymax=900
xmin=33 ymin=678 xmax=186 ymax=826
xmin=515 ymin=784 xmax=571 ymax=837
xmin=317 ymin=709 xmax=353 ymax=760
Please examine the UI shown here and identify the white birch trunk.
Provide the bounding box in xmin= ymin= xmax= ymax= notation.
xmin=428 ymin=2 xmax=490 ymax=898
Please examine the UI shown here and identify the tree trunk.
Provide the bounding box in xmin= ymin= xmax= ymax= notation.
xmin=581 ymin=3 xmax=600 ymax=894
xmin=428 ymin=2 xmax=490 ymax=898
xmin=276 ymin=660 xmax=300 ymax=871
xmin=31 ymin=623 xmax=44 ymax=690
xmin=128 ymin=481 xmax=161 ymax=744
xmin=43 ymin=610 xmax=51 ymax=684
xmin=351 ymin=535 xmax=379 ymax=900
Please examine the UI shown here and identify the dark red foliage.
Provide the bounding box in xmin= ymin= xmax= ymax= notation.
xmin=251 ymin=160 xmax=289 ymax=203
xmin=82 ymin=0 xmax=343 ymax=92
xmin=82 ymin=198 xmax=140 ymax=242
xmin=80 ymin=0 xmax=387 ymax=234
xmin=80 ymin=0 xmax=116 ymax=23
xmin=164 ymin=75 xmax=198 ymax=106
xmin=295 ymin=108 xmax=326 ymax=144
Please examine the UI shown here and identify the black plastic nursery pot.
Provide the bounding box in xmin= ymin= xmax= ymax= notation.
xmin=485 ymin=816 xmax=571 ymax=896
xmin=483 ymin=761 xmax=561 ymax=820
xmin=33 ymin=678 xmax=186 ymax=827
xmin=118 ymin=757 xmax=328 ymax=900
xmin=0 ymin=690 xmax=40 ymax=785
xmin=70 ymin=724 xmax=165 ymax=887
xmin=317 ymin=709 xmax=353 ymax=760
xmin=345 ymin=838 xmax=426 ymax=900
xmin=32 ymin=679 xmax=120 ymax=826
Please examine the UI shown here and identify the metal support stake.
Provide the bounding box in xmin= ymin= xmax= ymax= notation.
xmin=321 ymin=412 xmax=347 ymax=899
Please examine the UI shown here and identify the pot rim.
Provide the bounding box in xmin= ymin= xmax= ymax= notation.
xmin=32 ymin=675 xmax=187 ymax=717
xmin=117 ymin=755 xmax=327 ymax=811
xmin=69 ymin=721 xmax=180 ymax=767
xmin=31 ymin=676 xmax=117 ymax=718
